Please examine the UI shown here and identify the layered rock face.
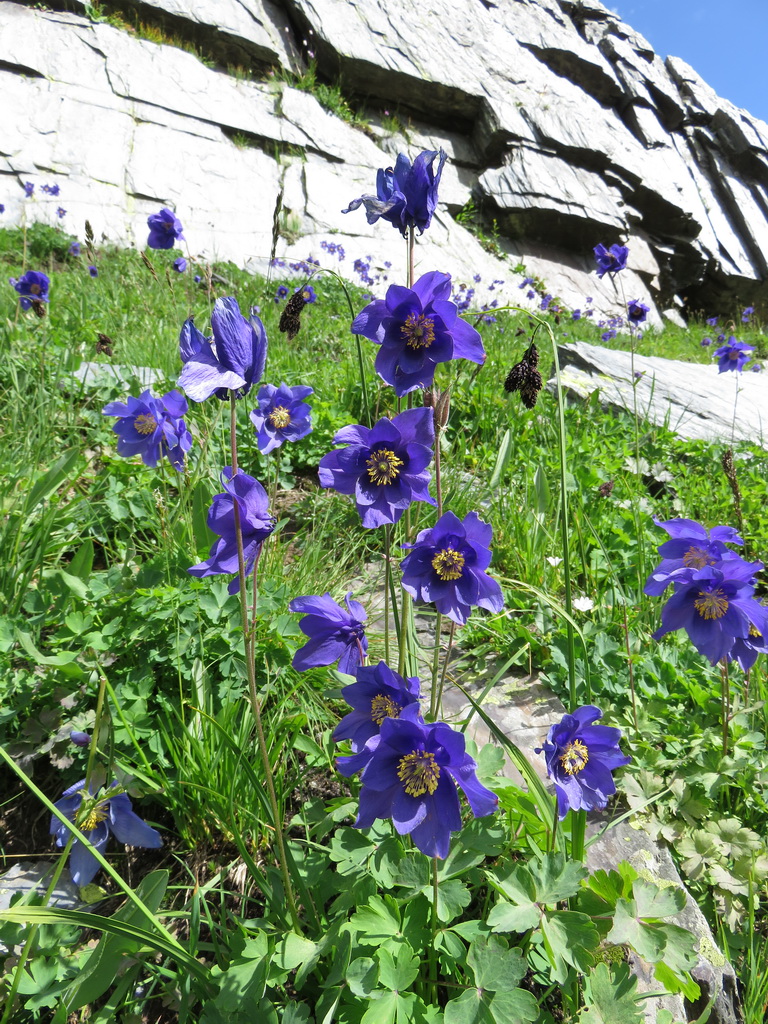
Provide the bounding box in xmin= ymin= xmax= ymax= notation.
xmin=2 ymin=0 xmax=767 ymax=319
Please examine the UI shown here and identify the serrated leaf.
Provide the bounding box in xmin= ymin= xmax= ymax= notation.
xmin=431 ymin=879 xmax=472 ymax=923
xmin=444 ymin=986 xmax=538 ymax=1024
xmin=377 ymin=943 xmax=419 ymax=991
xmin=529 ymin=852 xmax=587 ymax=903
xmin=349 ymin=896 xmax=401 ymax=945
xmin=487 ymin=899 xmax=540 ymax=934
xmin=540 ymin=911 xmax=599 ymax=982
xmin=632 ymin=880 xmax=686 ymax=919
xmin=579 ymin=963 xmax=643 ymax=1024
xmin=346 ymin=957 xmax=378 ymax=997
xmin=467 ymin=936 xmax=526 ymax=991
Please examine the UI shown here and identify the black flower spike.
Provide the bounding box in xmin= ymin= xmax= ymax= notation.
xmin=279 ymin=291 xmax=307 ymax=341
xmin=519 ymin=368 xmax=543 ymax=409
xmin=504 ymin=342 xmax=542 ymax=407
xmin=96 ymin=332 xmax=114 ymax=356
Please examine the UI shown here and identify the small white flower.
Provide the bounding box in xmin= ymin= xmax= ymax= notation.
xmin=573 ymin=596 xmax=594 ymax=612
xmin=546 ymin=556 xmax=563 ymax=567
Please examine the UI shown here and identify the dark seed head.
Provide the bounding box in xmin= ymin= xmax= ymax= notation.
xmin=279 ymin=292 xmax=307 ymax=340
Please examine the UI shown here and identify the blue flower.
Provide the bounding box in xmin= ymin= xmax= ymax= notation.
xmin=706 ymin=316 xmax=719 ymax=327
xmin=299 ymin=284 xmax=317 ymax=304
xmin=13 ymin=270 xmax=50 ymax=309
xmin=56 ymin=206 xmax=66 ymax=218
xmin=23 ymin=182 xmax=34 ymax=197
xmin=188 ymin=468 xmax=275 ymax=595
xmin=400 ymin=511 xmax=503 ymax=626
xmin=178 ymin=297 xmax=268 ymax=402
xmin=249 ymin=382 xmax=313 ymax=454
xmin=337 ymin=706 xmax=497 ymax=858
xmin=50 ymin=780 xmax=162 ymax=886
xmin=274 ymin=285 xmax=289 ymax=303
xmin=537 ymin=706 xmax=630 ymax=819
xmin=643 ymin=517 xmax=744 ymax=596
xmin=594 ymin=243 xmax=628 ymax=278
xmin=290 ymin=592 xmax=368 ymax=674
xmin=42 ymin=183 xmax=60 ymax=196
xmin=343 ymin=149 xmax=447 ymax=236
xmin=318 ymin=408 xmax=435 ymax=528
xmin=0 ymin=204 xmax=5 ymax=214
xmin=88 ymin=265 xmax=98 ymax=278
xmin=352 ymin=271 xmax=485 ymax=395
xmin=69 ymin=242 xmax=81 ymax=256
xmin=333 ymin=661 xmax=421 ymax=750
xmin=102 ymin=389 xmax=193 ymax=470
xmin=627 ymin=299 xmax=649 ymax=324
xmin=701 ymin=337 xmax=712 ymax=347
xmin=173 ymin=257 xmax=187 ymax=273
xmin=147 ymin=207 xmax=184 ymax=250
xmin=714 ymin=337 xmax=754 ymax=373
xmin=741 ymin=306 xmax=754 ymax=323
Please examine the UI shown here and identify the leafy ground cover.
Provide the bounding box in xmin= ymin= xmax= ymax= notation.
xmin=0 ymin=213 xmax=766 ymax=1023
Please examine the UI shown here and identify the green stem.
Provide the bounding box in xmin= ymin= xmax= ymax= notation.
xmin=435 ymin=620 xmax=457 ymax=721
xmin=570 ymin=809 xmax=586 ymax=864
xmin=383 ymin=525 xmax=392 ymax=665
xmin=429 ymin=612 xmax=443 ymax=720
xmin=429 ymin=857 xmax=439 ymax=1003
xmin=721 ymin=658 xmax=730 ymax=758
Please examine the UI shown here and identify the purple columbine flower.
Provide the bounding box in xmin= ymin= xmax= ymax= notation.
xmin=536 ymin=706 xmax=630 ymax=820
xmin=50 ymin=780 xmax=162 ymax=886
xmin=146 ymin=207 xmax=184 ymax=250
xmin=318 ymin=408 xmax=435 ymax=529
xmin=188 ymin=468 xmax=275 ymax=595
xmin=57 ymin=207 xmax=66 ymax=218
xmin=714 ymin=337 xmax=754 ymax=373
xmin=290 ymin=592 xmax=368 ymax=674
xmin=627 ymin=299 xmax=649 ymax=324
xmin=23 ymin=182 xmax=34 ymax=197
xmin=102 ymin=389 xmax=193 ymax=470
xmin=741 ymin=306 xmax=754 ymax=323
xmin=249 ymin=382 xmax=313 ymax=454
xmin=400 ymin=511 xmax=504 ymax=626
xmin=706 ymin=316 xmax=719 ymax=327
xmin=178 ymin=297 xmax=268 ymax=402
xmin=652 ymin=561 xmax=767 ymax=665
xmin=594 ymin=243 xmax=629 ymax=278
xmin=730 ymin=622 xmax=768 ymax=671
xmin=333 ymin=661 xmax=421 ymax=750
xmin=173 ymin=256 xmax=187 ymax=273
xmin=13 ymin=270 xmax=50 ymax=309
xmin=337 ymin=705 xmax=498 ymax=859
xmin=69 ymin=242 xmax=80 ymax=256
xmin=701 ymin=337 xmax=712 ymax=347
xmin=352 ymin=271 xmax=485 ymax=395
xmin=0 ymin=204 xmax=5 ymax=213
xmin=42 ymin=183 xmax=60 ymax=196
xmin=643 ymin=517 xmax=744 ymax=596
xmin=342 ymin=149 xmax=447 ymax=237
xmin=298 ymin=284 xmax=317 ymax=304
xmin=70 ymin=731 xmax=91 ymax=747
xmin=275 ymin=285 xmax=289 ymax=303
xmin=88 ymin=265 xmax=98 ymax=278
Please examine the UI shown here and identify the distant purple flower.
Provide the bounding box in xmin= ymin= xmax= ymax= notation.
xmin=188 ymin=468 xmax=275 ymax=594
xmin=352 ymin=271 xmax=485 ymax=395
xmin=601 ymin=330 xmax=617 ymax=342
xmin=714 ymin=337 xmax=754 ymax=373
xmin=102 ymin=388 xmax=193 ymax=470
xmin=701 ymin=337 xmax=712 ymax=347
xmin=69 ymin=242 xmax=80 ymax=256
xmin=741 ymin=306 xmax=754 ymax=323
xmin=70 ymin=731 xmax=91 ymax=747
xmin=594 ymin=243 xmax=628 ymax=278
xmin=540 ymin=294 xmax=553 ymax=311
xmin=643 ymin=517 xmax=744 ymax=597
xmin=51 ymin=780 xmax=162 ymax=886
xmin=627 ymin=299 xmax=648 ymax=324
xmin=343 ymin=149 xmax=447 ymax=237
xmin=146 ymin=207 xmax=184 ymax=250
xmin=333 ymin=661 xmax=421 ymax=749
xmin=0 ymin=204 xmax=4 ymax=214
xmin=249 ymin=382 xmax=313 ymax=453
xmin=194 ymin=274 xmax=202 ymax=283
xmin=706 ymin=316 xmax=719 ymax=327
xmin=88 ymin=265 xmax=98 ymax=278
xmin=753 ymin=363 xmax=762 ymax=373
xmin=337 ymin=706 xmax=497 ymax=858
xmin=57 ymin=207 xmax=66 ymax=218
xmin=536 ymin=706 xmax=630 ymax=819
xmin=23 ymin=182 xmax=34 ymax=197
xmin=178 ymin=296 xmax=268 ymax=402
xmin=290 ymin=592 xmax=368 ymax=674
xmin=42 ymin=183 xmax=60 ymax=196
xmin=298 ymin=284 xmax=317 ymax=304
xmin=400 ymin=511 xmax=503 ymax=626
xmin=13 ymin=270 xmax=50 ymax=309
xmin=173 ymin=257 xmax=187 ymax=273
xmin=318 ymin=408 xmax=435 ymax=528
xmin=572 ymin=309 xmax=582 ymax=321
xmin=275 ymin=285 xmax=289 ymax=303
xmin=730 ymin=622 xmax=768 ymax=671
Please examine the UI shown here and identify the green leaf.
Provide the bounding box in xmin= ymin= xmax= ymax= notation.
xmin=361 ymin=989 xmax=398 ymax=1024
xmin=274 ymin=933 xmax=317 ymax=971
xmin=444 ymin=986 xmax=538 ymax=1024
xmin=487 ymin=899 xmax=540 ymax=934
xmin=528 ymin=852 xmax=587 ymax=903
xmin=632 ymin=880 xmax=686 ymax=919
xmin=67 ymin=539 xmax=94 ymax=581
xmin=467 ymin=935 xmax=526 ymax=991
xmin=489 ymin=429 xmax=513 ymax=489
xmin=540 ymin=911 xmax=600 ymax=982
xmin=349 ymin=895 xmax=402 ymax=945
xmin=579 ymin=963 xmax=643 ymax=1024
xmin=26 ymin=449 xmax=80 ymax=511
xmin=377 ymin=943 xmax=419 ymax=991
xmin=346 ymin=957 xmax=378 ymax=998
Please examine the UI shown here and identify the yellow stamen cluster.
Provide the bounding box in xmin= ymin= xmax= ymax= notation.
xmin=80 ymin=805 xmax=108 ymax=832
xmin=432 ymin=547 xmax=465 ymax=581
xmin=401 ymin=312 xmax=436 ymax=350
xmin=134 ymin=412 xmax=159 ymax=435
xmin=682 ymin=546 xmax=716 ymax=570
xmin=749 ymin=623 xmax=761 ymax=638
xmin=268 ymin=406 xmax=291 ymax=429
xmin=694 ymin=589 xmax=729 ymax=620
xmin=370 ymin=693 xmax=402 ymax=725
xmin=560 ymin=739 xmax=589 ymax=775
xmin=366 ymin=448 xmax=403 ymax=486
xmin=397 ymin=750 xmax=440 ymax=796
xmin=30 ymin=283 xmax=41 ymax=295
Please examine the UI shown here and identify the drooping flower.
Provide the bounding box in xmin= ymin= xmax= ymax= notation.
xmin=50 ymin=780 xmax=162 ymax=886
xmin=333 ymin=661 xmax=421 ymax=750
xmin=504 ymin=342 xmax=543 ymax=409
xmin=342 ymin=149 xmax=447 ymax=237
xmin=178 ymin=297 xmax=268 ymax=402
xmin=88 ymin=265 xmax=98 ymax=278
xmin=23 ymin=181 xmax=34 ymax=197
xmin=69 ymin=242 xmax=80 ymax=256
xmin=701 ymin=337 xmax=712 ymax=347
xmin=400 ymin=511 xmax=503 ymax=626
xmin=714 ymin=337 xmax=754 ymax=373
xmin=318 ymin=408 xmax=435 ymax=528
xmin=0 ymin=204 xmax=5 ymax=213
xmin=42 ymin=183 xmax=60 ymax=196
xmin=337 ymin=705 xmax=498 ymax=858
xmin=146 ymin=207 xmax=184 ymax=250
xmin=249 ymin=382 xmax=313 ymax=454
xmin=352 ymin=271 xmax=485 ymax=395
xmin=537 ymin=706 xmax=630 ymax=819
xmin=298 ymin=284 xmax=317 ymax=304
xmin=56 ymin=206 xmax=66 ymax=218
xmin=730 ymin=622 xmax=768 ymax=672
xmin=643 ymin=517 xmax=744 ymax=596
xmin=173 ymin=256 xmax=187 ymax=273
xmin=290 ymin=592 xmax=368 ymax=674
xmin=706 ymin=316 xmax=719 ymax=327
xmin=188 ymin=468 xmax=275 ymax=594
xmin=275 ymin=285 xmax=289 ymax=303
xmin=13 ymin=270 xmax=50 ymax=310
xmin=70 ymin=731 xmax=91 ymax=747
xmin=627 ymin=299 xmax=648 ymax=324
xmin=102 ymin=389 xmax=193 ymax=470
xmin=593 ymin=243 xmax=629 ymax=278
xmin=741 ymin=306 xmax=754 ymax=324
xmin=652 ymin=561 xmax=767 ymax=664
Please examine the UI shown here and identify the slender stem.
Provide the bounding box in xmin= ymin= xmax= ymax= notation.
xmin=407 ymin=226 xmax=415 ymax=288
xmin=429 ymin=857 xmax=439 ymax=1004
xmin=721 ymin=658 xmax=730 ymax=758
xmin=429 ymin=612 xmax=443 ymax=720
xmin=435 ymin=620 xmax=457 ymax=721
xmin=620 ymin=605 xmax=639 ymax=733
xmin=570 ymin=809 xmax=586 ymax=863
xmin=383 ymin=525 xmax=391 ymax=665
xmin=228 ymin=394 xmax=301 ymax=932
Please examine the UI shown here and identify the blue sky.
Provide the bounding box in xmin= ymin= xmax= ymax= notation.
xmin=607 ymin=1 xmax=767 ymax=124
